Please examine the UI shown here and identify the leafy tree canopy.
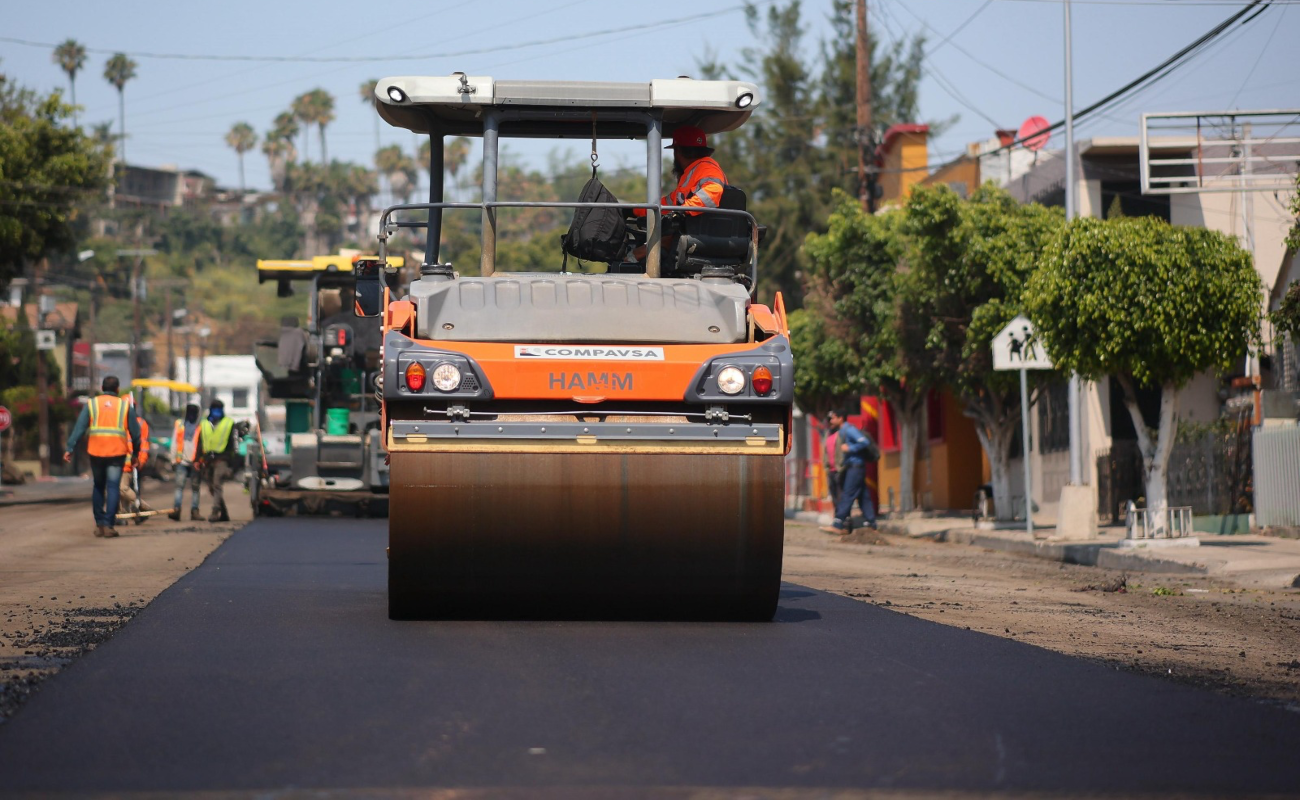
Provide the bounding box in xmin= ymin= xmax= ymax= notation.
xmin=0 ymin=75 xmax=113 ymax=290
xmin=1026 ymin=216 xmax=1261 ymax=388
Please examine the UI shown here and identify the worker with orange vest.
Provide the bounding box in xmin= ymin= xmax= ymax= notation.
xmin=168 ymin=403 xmax=204 ymax=521
xmin=631 ymin=125 xmax=728 ymax=261
xmin=635 ymin=125 xmax=727 ymax=216
xmin=63 ymin=375 xmax=142 ymax=539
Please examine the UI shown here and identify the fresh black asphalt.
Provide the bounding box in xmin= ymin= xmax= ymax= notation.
xmin=1 ymin=518 xmax=1298 ymax=795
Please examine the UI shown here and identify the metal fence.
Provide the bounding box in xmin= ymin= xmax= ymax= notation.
xmin=1096 ymin=441 xmax=1144 ymax=524
xmin=1166 ymin=429 xmax=1253 ymax=515
xmin=1126 ymin=504 xmax=1194 ymax=540
xmin=1098 ymin=426 xmax=1253 ymax=523
xmin=1253 ymin=424 xmax=1300 ymax=527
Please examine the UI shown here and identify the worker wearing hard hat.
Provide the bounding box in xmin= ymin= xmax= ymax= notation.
xmin=61 ymin=375 xmax=142 ymax=538
xmin=631 ymin=125 xmax=728 ymax=261
xmin=168 ymin=404 xmax=204 ymax=521
xmin=636 ymin=125 xmax=727 ymax=216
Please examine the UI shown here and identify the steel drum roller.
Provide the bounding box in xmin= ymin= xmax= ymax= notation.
xmin=388 ymin=451 xmax=785 ymax=620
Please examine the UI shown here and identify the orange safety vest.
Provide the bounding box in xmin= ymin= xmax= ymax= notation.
xmin=635 ymin=157 xmax=727 ymax=217
xmin=172 ymin=419 xmax=200 ymax=463
xmin=126 ymin=417 xmax=150 ymax=470
xmin=87 ymin=394 xmax=130 ymax=458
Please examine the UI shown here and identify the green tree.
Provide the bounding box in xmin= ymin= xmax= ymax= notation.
xmin=0 ymin=77 xmax=113 ymax=291
xmin=360 ymin=78 xmax=380 ymax=153
xmin=290 ymin=92 xmax=315 ymax=162
xmin=801 ymin=191 xmax=931 ymax=508
xmin=1272 ymin=172 xmax=1299 ymax=341
xmin=901 ymin=184 xmax=1065 ymax=519
xmin=699 ymin=0 xmax=930 ymax=307
xmin=375 ymin=144 xmax=417 ymax=203
xmin=294 ymin=88 xmax=335 ymax=164
xmin=52 ymin=39 xmax=87 ymax=127
xmin=1026 ymin=216 xmax=1262 ymax=526
xmin=224 ymin=122 xmax=257 ymax=193
xmin=103 ymin=53 xmax=137 ymax=164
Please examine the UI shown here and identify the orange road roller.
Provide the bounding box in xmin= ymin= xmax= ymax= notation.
xmin=359 ymin=75 xmax=792 ymax=619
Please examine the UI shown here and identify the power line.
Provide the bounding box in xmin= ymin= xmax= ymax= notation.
xmin=1227 ymin=3 xmax=1289 ymax=107
xmin=874 ymin=0 xmax=1007 ymax=127
xmin=0 ymin=4 xmax=761 ymax=64
xmin=975 ymin=0 xmax=1275 ymax=157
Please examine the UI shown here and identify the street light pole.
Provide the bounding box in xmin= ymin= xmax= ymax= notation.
xmin=1064 ymin=0 xmax=1083 ymax=487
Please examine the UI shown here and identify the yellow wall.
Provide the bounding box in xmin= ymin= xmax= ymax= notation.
xmin=920 ymin=155 xmax=980 ymax=200
xmin=875 ymin=389 xmax=985 ymax=512
xmin=879 ymin=130 xmax=930 ymax=205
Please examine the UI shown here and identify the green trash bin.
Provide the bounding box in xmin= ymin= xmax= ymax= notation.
xmin=325 ymin=408 xmax=351 ymax=435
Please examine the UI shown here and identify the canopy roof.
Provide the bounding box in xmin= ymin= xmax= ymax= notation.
xmin=257 ymin=255 xmax=404 ymax=284
xmin=374 ymin=76 xmax=760 ymax=138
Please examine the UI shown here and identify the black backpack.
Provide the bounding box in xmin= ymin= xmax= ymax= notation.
xmin=561 ymin=174 xmax=627 ymax=264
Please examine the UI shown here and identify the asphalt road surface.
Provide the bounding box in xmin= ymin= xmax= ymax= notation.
xmin=2 ymin=518 xmax=1299 ymax=797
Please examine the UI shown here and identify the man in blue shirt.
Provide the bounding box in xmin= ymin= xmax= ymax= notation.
xmin=819 ymin=408 xmax=877 ymax=535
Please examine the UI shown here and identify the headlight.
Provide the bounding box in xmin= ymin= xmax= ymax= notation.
xmin=716 ymin=365 xmax=746 ymax=395
xmin=431 ymin=362 xmax=462 ymax=392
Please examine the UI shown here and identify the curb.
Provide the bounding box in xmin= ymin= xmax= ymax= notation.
xmin=786 ymin=513 xmax=1212 ymax=576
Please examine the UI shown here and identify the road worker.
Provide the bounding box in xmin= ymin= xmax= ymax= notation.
xmin=168 ymin=403 xmax=204 ymax=521
xmin=199 ymin=399 xmax=236 ymax=522
xmin=632 ymin=125 xmax=728 ymax=260
xmin=61 ymin=375 xmax=141 ymax=538
xmin=118 ymin=397 xmax=150 ymax=513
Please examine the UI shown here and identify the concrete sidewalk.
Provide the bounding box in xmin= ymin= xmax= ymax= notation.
xmin=0 ymin=477 xmax=93 ymax=507
xmin=786 ymin=508 xmax=1300 ymax=590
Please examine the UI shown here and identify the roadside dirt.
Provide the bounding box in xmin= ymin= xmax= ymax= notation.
xmin=0 ymin=479 xmax=247 ymax=720
xmin=784 ymin=521 xmax=1300 ymax=711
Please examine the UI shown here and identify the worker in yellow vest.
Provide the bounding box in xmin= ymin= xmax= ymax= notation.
xmin=168 ymin=403 xmax=204 ymax=521
xmin=199 ymin=398 xmax=237 ymax=522
xmin=62 ymin=375 xmax=142 ymax=538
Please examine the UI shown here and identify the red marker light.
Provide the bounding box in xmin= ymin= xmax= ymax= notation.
xmin=404 ymin=362 xmax=426 ymax=391
xmin=752 ymin=366 xmax=773 ymax=395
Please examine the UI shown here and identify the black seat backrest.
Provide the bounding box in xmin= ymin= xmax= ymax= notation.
xmin=683 ymin=184 xmax=749 ymax=241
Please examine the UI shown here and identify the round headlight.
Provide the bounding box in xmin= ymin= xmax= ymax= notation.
xmin=432 ymin=362 xmax=462 ymax=392
xmin=736 ymin=92 xmax=754 ymax=109
xmin=716 ymin=365 xmax=746 ymax=395
xmin=386 ymin=86 xmax=408 ymax=103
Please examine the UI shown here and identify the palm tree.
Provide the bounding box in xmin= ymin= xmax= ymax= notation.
xmin=271 ymin=111 xmax=300 ymax=155
xmin=224 ymin=122 xmax=257 ymax=194
xmin=290 ymin=92 xmax=314 ymax=162
xmin=52 ymin=39 xmax=87 ymax=127
xmin=103 ymin=53 xmax=138 ymax=164
xmin=307 ymin=88 xmax=336 ymax=164
xmin=361 ymin=79 xmax=380 ymax=154
xmin=261 ymin=136 xmax=295 ymax=193
xmin=375 ymin=145 xmax=417 ymax=204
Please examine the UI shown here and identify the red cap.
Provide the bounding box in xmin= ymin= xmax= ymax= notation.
xmin=666 ymin=125 xmax=708 ymax=149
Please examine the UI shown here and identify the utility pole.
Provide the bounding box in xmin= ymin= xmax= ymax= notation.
xmin=118 ymin=247 xmax=157 ymax=386
xmin=1056 ymin=0 xmax=1096 ymax=541
xmin=855 ymin=0 xmax=875 ymax=212
xmin=1063 ymin=0 xmax=1082 ymax=489
xmin=165 ymin=287 xmax=174 ymax=411
xmin=131 ymin=253 xmax=143 ymax=384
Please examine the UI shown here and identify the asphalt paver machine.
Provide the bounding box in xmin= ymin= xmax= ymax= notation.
xmin=250 ymin=254 xmax=404 ymax=516
xmin=364 ymin=76 xmax=792 ymax=619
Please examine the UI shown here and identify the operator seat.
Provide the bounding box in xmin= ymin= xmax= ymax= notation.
xmin=663 ymin=185 xmax=756 ymax=278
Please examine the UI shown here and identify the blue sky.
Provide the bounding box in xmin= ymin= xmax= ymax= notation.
xmin=2 ymin=0 xmax=1297 ymax=192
